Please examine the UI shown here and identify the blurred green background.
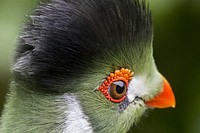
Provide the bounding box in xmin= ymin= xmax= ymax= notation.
xmin=0 ymin=0 xmax=200 ymax=133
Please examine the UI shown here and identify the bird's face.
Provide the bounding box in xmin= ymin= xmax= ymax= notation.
xmin=11 ymin=0 xmax=175 ymax=132
xmin=74 ymin=42 xmax=175 ymax=132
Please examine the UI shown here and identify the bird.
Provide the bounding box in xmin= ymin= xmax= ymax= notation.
xmin=0 ymin=0 xmax=175 ymax=132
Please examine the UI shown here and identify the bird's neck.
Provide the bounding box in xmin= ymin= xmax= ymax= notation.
xmin=0 ymin=82 xmax=63 ymax=132
xmin=0 ymin=82 xmax=93 ymax=132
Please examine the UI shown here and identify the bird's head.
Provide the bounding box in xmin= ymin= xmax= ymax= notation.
xmin=12 ymin=0 xmax=175 ymax=132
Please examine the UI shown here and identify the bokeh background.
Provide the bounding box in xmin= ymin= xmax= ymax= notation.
xmin=0 ymin=0 xmax=200 ymax=133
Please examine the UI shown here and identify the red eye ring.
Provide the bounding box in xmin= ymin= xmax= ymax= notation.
xmin=98 ymin=68 xmax=134 ymax=103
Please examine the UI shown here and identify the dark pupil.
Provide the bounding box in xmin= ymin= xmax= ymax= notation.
xmin=116 ymin=85 xmax=125 ymax=94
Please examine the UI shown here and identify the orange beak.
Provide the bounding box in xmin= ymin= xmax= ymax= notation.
xmin=145 ymin=76 xmax=176 ymax=108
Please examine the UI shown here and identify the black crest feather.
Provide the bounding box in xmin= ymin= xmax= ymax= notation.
xmin=13 ymin=0 xmax=152 ymax=91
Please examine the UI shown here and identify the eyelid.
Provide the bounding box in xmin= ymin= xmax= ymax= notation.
xmin=112 ymin=81 xmax=124 ymax=87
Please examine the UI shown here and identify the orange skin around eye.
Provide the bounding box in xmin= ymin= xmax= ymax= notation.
xmin=98 ymin=68 xmax=134 ymax=103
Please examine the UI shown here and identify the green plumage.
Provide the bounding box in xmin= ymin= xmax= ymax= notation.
xmin=0 ymin=0 xmax=163 ymax=133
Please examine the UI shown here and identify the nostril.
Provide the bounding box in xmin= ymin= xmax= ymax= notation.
xmin=134 ymin=96 xmax=145 ymax=102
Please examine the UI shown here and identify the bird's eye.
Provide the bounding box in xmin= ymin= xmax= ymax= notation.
xmin=98 ymin=68 xmax=134 ymax=103
xmin=109 ymin=81 xmax=126 ymax=99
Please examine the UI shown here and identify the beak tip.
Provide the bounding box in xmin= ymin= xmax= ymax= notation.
xmin=171 ymin=104 xmax=175 ymax=108
xmin=171 ymin=101 xmax=176 ymax=108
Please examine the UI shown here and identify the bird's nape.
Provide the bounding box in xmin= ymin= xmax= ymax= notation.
xmin=0 ymin=0 xmax=175 ymax=132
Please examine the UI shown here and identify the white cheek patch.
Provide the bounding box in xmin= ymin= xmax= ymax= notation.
xmin=62 ymin=94 xmax=93 ymax=133
xmin=127 ymin=77 xmax=148 ymax=102
xmin=127 ymin=72 xmax=162 ymax=103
